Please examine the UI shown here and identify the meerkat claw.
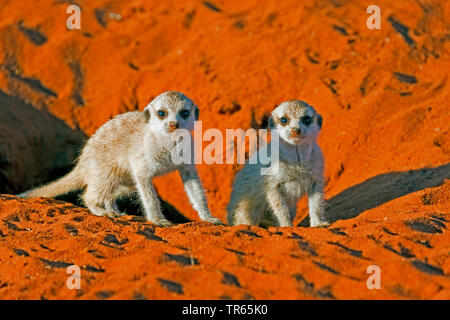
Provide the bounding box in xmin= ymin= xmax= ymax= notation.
xmin=311 ymin=221 xmax=330 ymax=228
xmin=204 ymin=217 xmax=223 ymax=225
xmin=106 ymin=211 xmax=126 ymax=218
xmin=154 ymin=219 xmax=174 ymax=227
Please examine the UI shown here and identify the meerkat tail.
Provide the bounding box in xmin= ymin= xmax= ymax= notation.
xmin=19 ymin=167 xmax=84 ymax=199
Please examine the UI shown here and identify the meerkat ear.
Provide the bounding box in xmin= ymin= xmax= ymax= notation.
xmin=317 ymin=114 xmax=323 ymax=129
xmin=195 ymin=106 xmax=199 ymax=121
xmin=144 ymin=108 xmax=151 ymax=122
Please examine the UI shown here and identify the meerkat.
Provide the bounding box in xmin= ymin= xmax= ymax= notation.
xmin=19 ymin=91 xmax=222 ymax=227
xmin=227 ymin=100 xmax=328 ymax=228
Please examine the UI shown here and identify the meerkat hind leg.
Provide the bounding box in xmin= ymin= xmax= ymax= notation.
xmin=104 ymin=199 xmax=126 ymax=218
xmin=230 ymin=200 xmax=259 ymax=226
xmin=308 ymin=182 xmax=329 ymax=228
xmin=82 ymin=189 xmax=110 ymax=217
xmin=232 ymin=209 xmax=257 ymax=226
xmin=103 ymin=184 xmax=134 ymax=217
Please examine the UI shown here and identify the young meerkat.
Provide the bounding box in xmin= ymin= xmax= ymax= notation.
xmin=227 ymin=100 xmax=328 ymax=228
xmin=19 ymin=91 xmax=222 ymax=226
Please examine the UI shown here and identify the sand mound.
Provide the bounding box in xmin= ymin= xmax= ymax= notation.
xmin=0 ymin=183 xmax=449 ymax=299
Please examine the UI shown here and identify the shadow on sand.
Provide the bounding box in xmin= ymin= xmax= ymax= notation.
xmin=299 ymin=163 xmax=450 ymax=227
xmin=57 ymin=191 xmax=192 ymax=224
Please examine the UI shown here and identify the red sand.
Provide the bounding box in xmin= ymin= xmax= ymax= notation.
xmin=0 ymin=0 xmax=449 ymax=299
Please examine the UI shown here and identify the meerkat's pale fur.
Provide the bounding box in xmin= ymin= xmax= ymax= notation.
xmin=227 ymin=100 xmax=328 ymax=227
xmin=19 ymin=91 xmax=222 ymax=226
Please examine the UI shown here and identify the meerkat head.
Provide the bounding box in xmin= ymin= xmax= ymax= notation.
xmin=143 ymin=91 xmax=199 ymax=134
xmin=269 ymin=100 xmax=322 ymax=145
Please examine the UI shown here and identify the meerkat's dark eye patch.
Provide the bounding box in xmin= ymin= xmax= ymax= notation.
xmin=279 ymin=116 xmax=289 ymax=126
xmin=301 ymin=116 xmax=312 ymax=126
xmin=157 ymin=110 xmax=167 ymax=119
xmin=144 ymin=108 xmax=151 ymax=122
xmin=317 ymin=115 xmax=323 ymax=129
xmin=195 ymin=107 xmax=199 ymax=121
xmin=180 ymin=109 xmax=190 ymax=119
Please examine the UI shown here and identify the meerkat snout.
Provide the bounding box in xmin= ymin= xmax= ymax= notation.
xmin=269 ymin=100 xmax=322 ymax=145
xmin=228 ymin=100 xmax=328 ymax=228
xmin=168 ymin=121 xmax=179 ymax=131
xmin=291 ymin=127 xmax=301 ymax=136
xmin=144 ymin=91 xmax=199 ymax=134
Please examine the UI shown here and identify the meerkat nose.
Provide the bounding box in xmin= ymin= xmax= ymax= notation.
xmin=169 ymin=121 xmax=179 ymax=129
xmin=291 ymin=127 xmax=301 ymax=136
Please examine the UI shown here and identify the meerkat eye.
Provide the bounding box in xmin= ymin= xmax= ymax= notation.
xmin=180 ymin=110 xmax=190 ymax=119
xmin=157 ymin=110 xmax=166 ymax=118
xmin=301 ymin=116 xmax=312 ymax=126
xmin=280 ymin=117 xmax=288 ymax=125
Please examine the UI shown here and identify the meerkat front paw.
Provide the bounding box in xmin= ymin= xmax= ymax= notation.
xmin=153 ymin=218 xmax=174 ymax=227
xmin=310 ymin=220 xmax=330 ymax=228
xmin=203 ymin=217 xmax=223 ymax=225
xmin=278 ymin=222 xmax=294 ymax=227
xmin=106 ymin=211 xmax=126 ymax=218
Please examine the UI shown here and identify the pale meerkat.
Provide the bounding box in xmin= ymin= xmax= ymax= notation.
xmin=227 ymin=100 xmax=328 ymax=228
xmin=19 ymin=91 xmax=222 ymax=227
